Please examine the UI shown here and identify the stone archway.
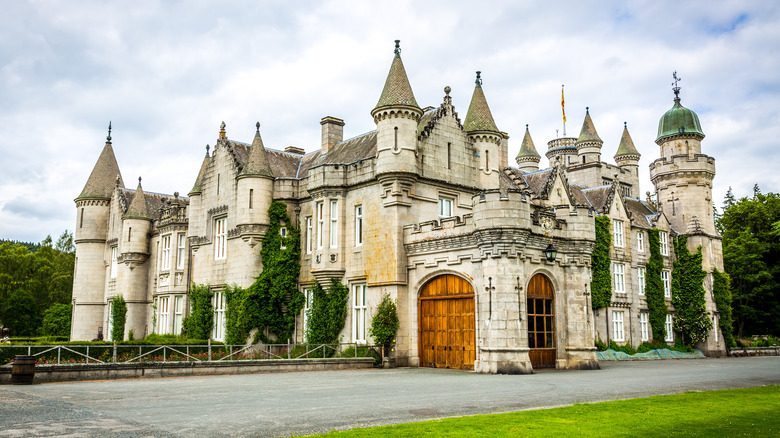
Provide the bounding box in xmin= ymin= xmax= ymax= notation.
xmin=418 ymin=274 xmax=475 ymax=370
xmin=527 ymin=273 xmax=556 ymax=368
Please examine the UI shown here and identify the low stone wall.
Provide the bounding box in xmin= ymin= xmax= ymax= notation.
xmin=0 ymin=357 xmax=375 ymax=384
xmin=729 ymin=347 xmax=780 ymax=357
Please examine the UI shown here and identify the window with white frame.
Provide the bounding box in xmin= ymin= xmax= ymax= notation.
xmin=176 ymin=234 xmax=186 ymax=270
xmin=157 ymin=296 xmax=170 ymax=334
xmin=352 ymin=284 xmax=367 ymax=343
xmin=329 ymin=200 xmax=338 ymax=248
xmin=173 ymin=296 xmax=183 ymax=335
xmin=637 ymin=267 xmax=646 ymax=295
xmin=613 ymin=220 xmax=624 ymax=248
xmin=662 ymin=270 xmax=671 ymax=298
xmin=613 ymin=263 xmax=625 ymax=293
xmin=665 ymin=314 xmax=674 ymax=342
xmin=316 ymin=202 xmax=324 ymax=249
xmin=612 ymin=310 xmax=625 ymax=342
xmin=355 ymin=205 xmax=363 ymax=247
xmin=214 ymin=217 xmax=227 ymax=260
xmin=280 ymin=226 xmax=287 ymax=250
xmin=438 ymin=198 xmax=453 ymax=218
xmin=212 ymin=291 xmax=226 ymax=341
xmin=660 ymin=231 xmax=668 ymax=256
xmin=160 ymin=234 xmax=171 ymax=271
xmin=640 ymin=313 xmax=649 ymax=341
xmin=110 ymin=247 xmax=118 ymax=279
xmin=306 ymin=216 xmax=313 ymax=254
xmin=637 ymin=231 xmax=644 ymax=252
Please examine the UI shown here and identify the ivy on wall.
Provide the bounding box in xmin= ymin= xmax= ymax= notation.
xmin=645 ymin=228 xmax=667 ymax=341
xmin=591 ymin=215 xmax=612 ymax=309
xmin=110 ymin=295 xmax=127 ymax=342
xmin=712 ymin=269 xmax=735 ymax=348
xmin=306 ymin=278 xmax=349 ymax=344
xmin=184 ymin=283 xmax=213 ymax=340
xmin=671 ymin=236 xmax=712 ymax=346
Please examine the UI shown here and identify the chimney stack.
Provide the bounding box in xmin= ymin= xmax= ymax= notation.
xmin=320 ymin=116 xmax=344 ymax=155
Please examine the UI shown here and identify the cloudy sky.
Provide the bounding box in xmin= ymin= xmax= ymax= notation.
xmin=1 ymin=1 xmax=779 ymax=243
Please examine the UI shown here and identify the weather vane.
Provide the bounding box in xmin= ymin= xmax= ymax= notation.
xmin=672 ymin=71 xmax=681 ymax=99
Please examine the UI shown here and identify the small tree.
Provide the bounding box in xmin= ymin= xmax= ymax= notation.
xmin=183 ymin=283 xmax=213 ymax=340
xmin=42 ymin=303 xmax=72 ymax=338
xmin=110 ymin=295 xmax=127 ymax=341
xmin=370 ymin=294 xmax=399 ymax=354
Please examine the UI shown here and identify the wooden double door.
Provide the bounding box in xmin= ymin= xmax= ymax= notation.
xmin=419 ymin=275 xmax=475 ymax=370
xmin=527 ymin=273 xmax=556 ymax=369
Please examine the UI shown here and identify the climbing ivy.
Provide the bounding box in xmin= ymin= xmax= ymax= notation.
xmin=671 ymin=236 xmax=712 ymax=346
xmin=306 ymin=278 xmax=349 ymax=344
xmin=645 ymin=229 xmax=667 ymax=341
xmin=184 ymin=283 xmax=213 ymax=340
xmin=712 ymin=269 xmax=735 ymax=348
xmin=110 ymin=295 xmax=127 ymax=341
xmin=224 ymin=201 xmax=304 ymax=344
xmin=590 ymin=215 xmax=612 ymax=309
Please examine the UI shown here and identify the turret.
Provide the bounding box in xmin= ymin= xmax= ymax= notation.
xmin=575 ymin=107 xmax=603 ymax=164
xmin=72 ymin=123 xmax=123 ymax=341
xmin=464 ymin=71 xmax=502 ymax=189
xmin=236 ymin=122 xmax=274 ymax=232
xmin=371 ymin=40 xmax=423 ymax=176
xmin=614 ymin=122 xmax=641 ymax=193
xmin=515 ymin=125 xmax=541 ymax=172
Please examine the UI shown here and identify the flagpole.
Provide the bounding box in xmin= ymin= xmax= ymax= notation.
xmin=561 ymin=84 xmax=567 ymax=137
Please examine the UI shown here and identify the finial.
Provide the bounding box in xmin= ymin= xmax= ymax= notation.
xmin=205 ymin=144 xmax=210 ymax=157
xmin=586 ymin=106 xmax=589 ymax=114
xmin=624 ymin=121 xmax=627 ymax=129
xmin=444 ymin=86 xmax=451 ymax=96
xmin=255 ymin=121 xmax=260 ymax=134
xmin=475 ymin=71 xmax=482 ymax=86
xmin=115 ymin=174 xmax=121 ymax=187
xmin=219 ymin=121 xmax=226 ymax=139
xmin=138 ymin=176 xmax=142 ymax=186
xmin=672 ymin=71 xmax=681 ymax=100
xmin=526 ymin=124 xmax=529 ymax=131
xmin=394 ymin=40 xmax=400 ymax=55
xmin=174 ymin=191 xmax=179 ymax=199
xmin=443 ymin=86 xmax=452 ymax=105
xmin=107 ymin=121 xmax=112 ymax=142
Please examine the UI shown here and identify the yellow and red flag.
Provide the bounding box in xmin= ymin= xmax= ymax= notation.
xmin=561 ymin=85 xmax=566 ymax=123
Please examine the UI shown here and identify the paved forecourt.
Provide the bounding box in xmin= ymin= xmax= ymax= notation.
xmin=1 ymin=357 xmax=779 ymax=437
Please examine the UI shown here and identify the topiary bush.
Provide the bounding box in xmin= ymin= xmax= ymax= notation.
xmin=369 ymin=294 xmax=399 ymax=350
xmin=110 ymin=295 xmax=127 ymax=342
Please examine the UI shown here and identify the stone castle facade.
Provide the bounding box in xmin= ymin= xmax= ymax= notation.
xmin=71 ymin=42 xmax=726 ymax=373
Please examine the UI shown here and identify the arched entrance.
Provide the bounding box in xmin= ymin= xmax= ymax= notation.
xmin=527 ymin=273 xmax=556 ymax=369
xmin=419 ymin=274 xmax=475 ymax=370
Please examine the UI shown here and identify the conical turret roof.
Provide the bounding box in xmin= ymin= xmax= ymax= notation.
xmin=575 ymin=108 xmax=602 ymax=144
xmin=77 ymin=126 xmax=123 ymax=200
xmin=240 ymin=123 xmax=274 ymax=178
xmin=516 ymin=125 xmax=541 ymax=159
xmin=125 ymin=178 xmax=150 ymax=219
xmin=374 ymin=41 xmax=419 ymax=110
xmin=189 ymin=145 xmax=211 ymax=196
xmin=615 ymin=122 xmax=641 ymax=158
xmin=463 ymin=72 xmax=500 ymax=134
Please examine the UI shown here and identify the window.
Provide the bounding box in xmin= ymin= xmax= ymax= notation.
xmin=80 ymin=208 xmax=84 ymax=228
xmin=316 ymin=202 xmax=324 ymax=249
xmin=665 ymin=314 xmax=674 ymax=342
xmin=355 ymin=205 xmax=363 ymax=246
xmin=660 ymin=231 xmax=668 ymax=256
xmin=352 ymin=284 xmax=367 ymax=343
xmin=212 ymin=291 xmax=225 ymax=341
xmin=106 ymin=300 xmax=113 ymax=341
xmin=214 ymin=218 xmax=227 ymax=260
xmin=280 ymin=226 xmax=287 ymax=250
xmin=612 ymin=310 xmax=625 ymax=342
xmin=157 ymin=296 xmax=170 ymax=334
xmin=447 ymin=142 xmax=451 ymax=169
xmin=176 ymin=234 xmax=186 ymax=270
xmin=329 ymin=200 xmax=338 ymax=248
xmin=110 ymin=247 xmax=118 ymax=279
xmin=173 ymin=296 xmax=183 ymax=335
xmin=438 ymin=198 xmax=453 ymax=218
xmin=640 ymin=313 xmax=649 ymax=341
xmin=160 ymin=234 xmax=171 ymax=271
xmin=613 ymin=263 xmax=625 ymax=293
xmin=303 ymin=288 xmax=313 ymax=337
xmin=613 ymin=220 xmax=624 ymax=248
xmin=637 ymin=267 xmax=646 ymax=295
xmin=306 ymin=216 xmax=313 ymax=254
xmin=636 ymin=231 xmax=644 ymax=252
xmin=249 ymin=188 xmax=254 ymax=209
xmin=662 ymin=270 xmax=671 ymax=298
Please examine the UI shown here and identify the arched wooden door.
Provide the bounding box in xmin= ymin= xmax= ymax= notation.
xmin=527 ymin=273 xmax=556 ymax=369
xmin=419 ymin=275 xmax=475 ymax=370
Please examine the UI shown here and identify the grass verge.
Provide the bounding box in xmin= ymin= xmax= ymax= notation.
xmin=310 ymin=385 xmax=779 ymax=437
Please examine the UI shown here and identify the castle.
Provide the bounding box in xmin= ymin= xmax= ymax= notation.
xmin=71 ymin=41 xmax=726 ymax=373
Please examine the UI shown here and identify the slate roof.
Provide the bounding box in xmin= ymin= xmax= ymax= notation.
xmin=463 ymin=75 xmax=500 ymax=133
xmin=576 ymin=109 xmax=602 ymax=144
xmin=615 ymin=123 xmax=640 ymax=158
xmin=374 ymin=43 xmax=419 ymax=110
xmin=581 ymin=184 xmax=612 ymax=212
xmin=516 ymin=126 xmax=541 ymax=159
xmin=623 ymin=197 xmax=656 ymax=229
xmin=124 ymin=180 xmax=151 ymax=219
xmin=78 ymin=141 xmax=123 ymax=200
xmin=240 ymin=127 xmax=274 ymax=178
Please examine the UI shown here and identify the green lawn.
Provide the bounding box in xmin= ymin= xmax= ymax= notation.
xmin=310 ymin=385 xmax=779 ymax=437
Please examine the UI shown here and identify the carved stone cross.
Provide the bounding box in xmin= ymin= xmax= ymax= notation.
xmin=486 ymin=277 xmax=496 ymax=320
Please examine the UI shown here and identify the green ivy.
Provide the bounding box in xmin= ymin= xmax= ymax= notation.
xmin=306 ymin=278 xmax=349 ymax=344
xmin=110 ymin=295 xmax=127 ymax=342
xmin=591 ymin=215 xmax=612 ymax=309
xmin=712 ymin=269 xmax=736 ymax=348
xmin=645 ymin=229 xmax=667 ymax=341
xmin=184 ymin=283 xmax=213 ymax=340
xmin=224 ymin=283 xmax=248 ymax=344
xmin=370 ymin=294 xmax=399 ymax=347
xmin=671 ymin=236 xmax=713 ymax=346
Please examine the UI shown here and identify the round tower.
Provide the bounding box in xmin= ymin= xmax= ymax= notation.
xmin=516 ymin=125 xmax=541 ymax=172
xmin=72 ymin=124 xmax=123 ymax=341
xmin=575 ymin=107 xmax=603 ymax=165
xmin=614 ymin=122 xmax=641 ymax=194
xmin=464 ymin=71 xmax=503 ymax=189
xmin=236 ymin=122 xmax=274 ymax=229
xmin=371 ymin=40 xmax=423 ymax=176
